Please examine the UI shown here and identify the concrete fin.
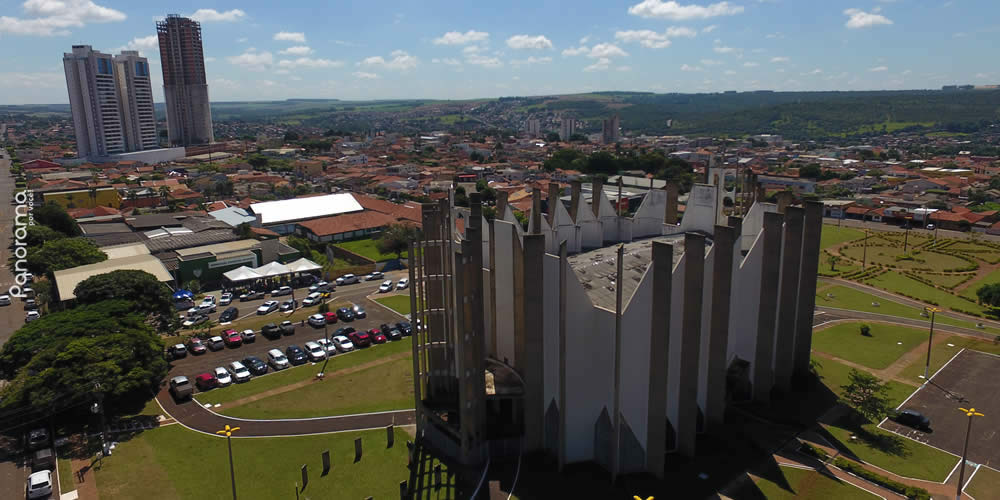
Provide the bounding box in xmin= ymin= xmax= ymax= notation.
xmin=544 ymin=398 xmax=560 ymax=455
xmin=619 ymin=415 xmax=647 ymax=474
xmin=593 ymin=406 xmax=613 ymax=470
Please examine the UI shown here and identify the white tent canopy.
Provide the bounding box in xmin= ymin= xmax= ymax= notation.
xmin=253 ymin=261 xmax=292 ymax=277
xmin=286 ymin=257 xmax=322 ymax=273
xmin=223 ymin=266 xmax=262 ymax=282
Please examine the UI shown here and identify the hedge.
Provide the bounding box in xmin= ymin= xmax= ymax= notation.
xmin=833 ymin=457 xmax=931 ymax=500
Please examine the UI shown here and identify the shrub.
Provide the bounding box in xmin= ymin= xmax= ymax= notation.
xmin=860 ymin=324 xmax=872 ymax=336
xmin=833 ymin=458 xmax=931 ymax=500
xmin=799 ymin=442 xmax=829 ymax=461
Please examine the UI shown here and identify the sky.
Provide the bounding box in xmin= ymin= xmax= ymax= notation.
xmin=0 ymin=0 xmax=997 ymax=104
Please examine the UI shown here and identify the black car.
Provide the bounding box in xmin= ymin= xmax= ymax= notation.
xmin=333 ymin=326 xmax=356 ymax=338
xmin=279 ymin=320 xmax=296 ymax=336
xmin=285 ymin=345 xmax=308 ymax=365
xmin=219 ymin=307 xmax=239 ymax=322
xmin=336 ymin=307 xmax=355 ymax=322
xmin=352 ymin=304 xmax=366 ymax=319
xmin=384 ymin=327 xmax=402 ymax=341
xmin=242 ymin=356 xmax=269 ymax=376
xmin=396 ymin=321 xmax=412 ymax=336
xmin=895 ymin=409 xmax=931 ymax=431
xmin=240 ymin=290 xmax=265 ymax=302
xmin=261 ymin=323 xmax=281 ymax=339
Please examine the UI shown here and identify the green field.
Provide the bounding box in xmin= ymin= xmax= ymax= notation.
xmin=822 ymin=418 xmax=957 ymax=482
xmin=94 ymin=424 xmax=411 ymax=500
xmin=898 ymin=335 xmax=1000 ymax=383
xmin=865 ymin=271 xmax=991 ymax=316
xmin=967 ymin=465 xmax=1000 ymax=500
xmin=221 ymin=356 xmax=413 ymax=419
xmin=812 ymin=322 xmax=928 ymax=370
xmin=196 ymin=338 xmax=412 ymax=406
xmin=812 ymin=357 xmax=916 ymax=408
xmin=839 ymin=244 xmax=970 ymax=271
xmin=374 ymin=294 xmax=412 ymax=316
xmin=56 ymin=449 xmax=74 ymax=495
xmin=961 ymin=268 xmax=1000 ymax=301
xmin=747 ymin=466 xmax=878 ymax=500
xmin=821 ymin=225 xmax=865 ymax=250
xmin=334 ymin=238 xmax=407 ymax=262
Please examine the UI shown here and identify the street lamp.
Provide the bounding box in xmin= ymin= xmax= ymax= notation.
xmin=955 ymin=407 xmax=985 ymax=500
xmin=216 ymin=425 xmax=240 ymax=500
xmin=862 ymin=229 xmax=869 ymax=270
xmin=923 ymin=307 xmax=941 ymax=380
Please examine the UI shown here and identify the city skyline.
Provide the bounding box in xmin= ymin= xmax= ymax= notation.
xmin=1 ymin=0 xmax=998 ymax=104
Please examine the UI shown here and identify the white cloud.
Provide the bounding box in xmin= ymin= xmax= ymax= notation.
xmin=843 ymin=8 xmax=893 ymax=29
xmin=700 ymin=58 xmax=723 ymax=66
xmin=237 ymin=37 xmax=248 ymax=43
xmin=589 ymin=43 xmax=628 ymax=58
xmin=0 ymin=0 xmax=126 ymax=36
xmin=228 ymin=49 xmax=273 ymax=69
xmin=359 ymin=50 xmax=418 ymax=70
xmin=465 ymin=53 xmax=503 ymax=67
xmin=702 ymin=24 xmax=718 ymax=33
xmin=273 ymin=31 xmax=306 ymax=43
xmin=770 ymin=56 xmax=789 ymax=63
xmin=279 ymin=46 xmax=313 ymax=55
xmin=615 ymin=30 xmax=672 ymax=49
xmin=766 ymin=32 xmax=784 ymax=39
xmin=804 ymin=68 xmax=823 ymax=75
xmin=204 ymin=57 xmax=216 ymax=62
xmin=681 ymin=63 xmax=702 ymax=71
xmin=743 ymin=61 xmax=759 ymax=67
xmin=352 ymin=71 xmax=379 ymax=79
xmin=0 ymin=71 xmax=64 ymax=88
xmin=869 ymin=65 xmax=888 ymax=72
xmin=462 ymin=45 xmax=482 ymax=55
xmin=901 ymin=69 xmax=912 ymax=75
xmin=260 ymin=79 xmax=276 ymax=87
xmin=277 ymin=57 xmax=344 ymax=69
xmin=724 ymin=69 xmax=736 ymax=75
xmin=433 ymin=30 xmax=489 ymax=45
xmin=713 ymin=45 xmax=738 ymax=54
xmin=628 ymin=0 xmax=745 ymax=21
xmin=617 ymin=65 xmax=632 ymax=71
xmin=562 ymin=46 xmax=590 ymax=56
xmin=579 ymin=35 xmax=591 ymax=44
xmin=113 ymin=34 xmax=158 ymax=55
xmin=952 ymin=32 xmax=966 ymax=38
xmin=584 ymin=58 xmax=611 ymax=72
xmin=510 ymin=56 xmax=552 ymax=66
xmin=188 ymin=8 xmax=245 ymax=22
xmin=506 ymin=34 xmax=553 ymax=50
xmin=667 ymin=26 xmax=698 ymax=38
xmin=432 ymin=58 xmax=462 ymax=66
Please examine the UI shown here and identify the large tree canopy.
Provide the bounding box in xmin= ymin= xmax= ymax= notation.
xmin=32 ymin=202 xmax=80 ymax=236
xmin=376 ymin=223 xmax=420 ymax=259
xmin=74 ymin=270 xmax=172 ymax=325
xmin=976 ymin=282 xmax=1000 ymax=308
xmin=26 ymin=237 xmax=106 ymax=276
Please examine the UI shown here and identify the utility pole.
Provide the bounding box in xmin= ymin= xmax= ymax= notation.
xmin=956 ymin=407 xmax=984 ymax=500
xmin=923 ymin=307 xmax=940 ymax=380
xmin=92 ymin=381 xmax=107 ymax=465
xmin=217 ymin=425 xmax=240 ymax=500
xmin=862 ymin=229 xmax=869 ymax=270
xmin=903 ymin=220 xmax=911 ymax=254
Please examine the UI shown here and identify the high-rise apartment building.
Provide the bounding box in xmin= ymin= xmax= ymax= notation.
xmin=602 ymin=114 xmax=621 ymax=144
xmin=157 ymin=14 xmax=214 ymax=146
xmin=560 ymin=117 xmax=576 ymax=141
xmin=63 ymin=45 xmax=125 ymax=158
xmin=525 ymin=118 xmax=541 ymax=137
xmin=114 ymin=51 xmax=158 ymax=152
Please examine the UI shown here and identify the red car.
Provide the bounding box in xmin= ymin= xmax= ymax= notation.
xmin=323 ymin=312 xmax=338 ymax=324
xmin=368 ymin=328 xmax=386 ymax=344
xmin=348 ymin=330 xmax=371 ymax=348
xmin=223 ymin=329 xmax=243 ymax=347
xmin=195 ymin=373 xmax=218 ymax=391
xmin=187 ymin=337 xmax=207 ymax=355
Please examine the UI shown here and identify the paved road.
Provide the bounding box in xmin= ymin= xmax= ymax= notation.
xmin=0 ymin=151 xmax=27 ymax=344
xmin=823 ymin=217 xmax=1000 ymax=243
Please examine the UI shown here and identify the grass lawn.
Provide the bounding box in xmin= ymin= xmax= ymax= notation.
xmin=94 ymin=424 xmax=411 ymax=500
xmin=221 ymin=356 xmax=413 ymax=419
xmin=839 ymin=244 xmax=969 ymax=271
xmin=56 ymin=449 xmax=74 ymax=494
xmin=865 ymin=271 xmax=990 ymax=316
xmin=374 ymin=294 xmax=412 ymax=316
xmin=821 ymin=225 xmax=865 ymax=250
xmin=811 ymin=322 xmax=928 ymax=370
xmin=748 ymin=466 xmax=878 ymax=499
xmin=967 ymin=465 xmax=1000 ymax=500
xmin=335 ymin=237 xmax=407 ymax=262
xmin=920 ymin=273 xmax=975 ymax=289
xmin=821 ymin=417 xmax=957 ymax=482
xmin=961 ymin=268 xmax=1000 ymax=301
xmin=812 ymin=356 xmax=917 ymax=408
xmin=196 ymin=338 xmax=412 ymax=406
xmin=898 ymin=335 xmax=1000 ymax=383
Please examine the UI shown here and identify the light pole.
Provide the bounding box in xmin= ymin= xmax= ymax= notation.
xmin=862 ymin=229 xmax=869 ymax=270
xmin=216 ymin=425 xmax=240 ymax=500
xmin=923 ymin=307 xmax=941 ymax=380
xmin=91 ymin=381 xmax=107 ymax=465
xmin=955 ymin=407 xmax=984 ymax=500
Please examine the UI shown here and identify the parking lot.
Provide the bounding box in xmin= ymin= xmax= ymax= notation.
xmin=879 ymin=349 xmax=1000 ymax=468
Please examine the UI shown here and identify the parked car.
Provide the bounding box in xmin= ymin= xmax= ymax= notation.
xmin=895 ymin=409 xmax=931 ymax=431
xmin=324 ymin=311 xmax=339 ymax=324
xmin=396 ymin=321 xmax=412 ymax=336
xmin=334 ymin=327 xmax=355 ymax=337
xmin=384 ymin=326 xmax=402 ymax=341
xmin=369 ymin=328 xmax=387 ymax=344
xmin=308 ymin=313 xmax=326 ymax=328
xmin=223 ymin=329 xmax=243 ymax=348
xmin=397 ymin=277 xmax=410 ymax=289
xmin=214 ymin=366 xmax=233 ymax=386
xmin=316 ymin=338 xmax=338 ymax=356
xmin=182 ymin=314 xmax=207 ymax=328
xmin=261 ymin=323 xmax=281 ymax=339
xmin=303 ymin=292 xmax=323 ymax=306
xmin=25 ymin=310 xmax=40 ymax=322
xmin=169 ymin=376 xmax=193 ymax=400
xmin=348 ymin=330 xmax=371 ymax=348
xmin=378 ymin=280 xmax=394 ymax=293
xmin=242 ymin=356 xmax=268 ymax=376
xmin=0 ymin=294 xmax=10 ymax=305
xmin=241 ymin=329 xmax=256 ymax=343
xmin=206 ymin=336 xmax=225 ymax=351
xmin=365 ymin=271 xmax=384 ymax=281
xmin=280 ymin=299 xmax=298 ymax=312
xmin=228 ymin=361 xmax=252 ymax=383
xmin=240 ymin=290 xmax=265 ymax=301
xmin=257 ymin=300 xmax=279 ymax=315
xmin=202 ymin=295 xmax=216 ymax=304
xmin=24 ymin=298 xmax=37 ymax=310
xmin=304 ymin=341 xmax=327 ymax=362
xmin=219 ymin=292 xmax=233 ymax=306
xmin=336 ymin=307 xmax=355 ymax=322
xmin=187 ymin=337 xmax=208 ymax=355
xmin=352 ymin=304 xmax=367 ymax=319
xmin=336 ymin=274 xmax=359 ymax=285
xmin=267 ymin=349 xmax=290 ymax=370
xmin=278 ymin=320 xmax=294 ymax=335
xmin=285 ymin=345 xmax=308 ymax=365
xmin=309 ymin=281 xmax=329 ymax=293
xmin=195 ymin=373 xmax=218 ymax=391
xmin=26 ymin=470 xmax=52 ymax=499
xmin=219 ymin=306 xmax=239 ymax=323
xmin=169 ymin=343 xmax=188 ymax=359
xmin=271 ymin=286 xmax=293 ymax=296
xmin=27 ymin=428 xmax=49 ymax=450
xmin=331 ymin=335 xmax=355 ymax=352
xmin=31 ymin=447 xmax=55 ymax=473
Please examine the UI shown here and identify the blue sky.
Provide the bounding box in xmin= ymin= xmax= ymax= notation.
xmin=0 ymin=0 xmax=997 ymax=104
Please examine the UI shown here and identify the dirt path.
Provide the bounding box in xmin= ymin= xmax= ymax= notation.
xmin=880 ymin=332 xmax=951 ymax=381
xmin=69 ymin=455 xmax=98 ymax=500
xmin=215 ymin=350 xmax=412 ymax=410
xmin=953 ymin=260 xmax=999 ymax=295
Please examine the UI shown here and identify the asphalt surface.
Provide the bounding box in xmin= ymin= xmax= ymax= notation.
xmin=0 ymin=154 xmax=29 ymax=344
xmin=823 ymin=217 xmax=1000 ymax=243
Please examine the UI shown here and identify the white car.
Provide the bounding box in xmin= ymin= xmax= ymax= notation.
xmin=304 ymin=341 xmax=327 ymax=362
xmin=219 ymin=292 xmax=233 ymax=306
xmin=202 ymin=295 xmax=216 ymax=304
xmin=302 ymin=292 xmax=323 ymax=306
xmin=214 ymin=366 xmax=233 ymax=386
xmin=257 ymin=300 xmax=279 ymax=315
xmin=396 ymin=277 xmax=410 ymax=290
xmin=316 ymin=338 xmax=338 ymax=356
xmin=309 ymin=281 xmax=329 ymax=292
xmin=365 ymin=271 xmax=384 ymax=281
xmin=378 ymin=280 xmax=394 ymax=293
xmin=187 ymin=302 xmax=216 ymax=315
xmin=228 ymin=361 xmax=252 ymax=383
xmin=267 ymin=348 xmax=290 ymax=370
xmin=331 ymin=335 xmax=355 ymax=352
xmin=26 ymin=470 xmax=52 ymax=499
xmin=271 ymin=286 xmax=292 ymax=296
xmin=25 ymin=310 xmax=40 ymax=322
xmin=308 ymin=313 xmax=326 ymax=328
xmin=0 ymin=294 xmax=10 ymax=306
xmin=336 ymin=274 xmax=359 ymax=285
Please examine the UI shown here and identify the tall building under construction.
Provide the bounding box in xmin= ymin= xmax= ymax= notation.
xmin=157 ymin=15 xmax=214 ymax=147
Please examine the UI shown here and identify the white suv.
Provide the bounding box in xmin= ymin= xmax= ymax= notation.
xmin=228 ymin=361 xmax=252 ymax=383
xmin=267 ymin=349 xmax=290 ymax=370
xmin=336 ymin=274 xmax=359 ymax=285
xmin=304 ymin=341 xmax=327 ymax=362
xmin=26 ymin=470 xmax=52 ymax=499
xmin=302 ymin=292 xmax=323 ymax=306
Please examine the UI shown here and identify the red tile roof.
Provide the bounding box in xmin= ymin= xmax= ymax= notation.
xmin=297 ymin=211 xmax=397 ymax=237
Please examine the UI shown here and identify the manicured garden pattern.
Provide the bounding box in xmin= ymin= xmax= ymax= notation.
xmin=865 ymin=271 xmax=992 ymax=316
xmin=821 ymin=224 xmax=865 ymax=250
xmin=811 ymin=322 xmax=929 ymax=370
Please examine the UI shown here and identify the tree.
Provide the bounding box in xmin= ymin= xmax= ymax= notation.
xmin=158 ymin=185 xmax=171 ymax=204
xmin=454 ymin=186 xmax=470 ymax=207
xmin=545 ymin=132 xmax=560 ymax=143
xmin=859 ymin=323 xmax=871 ymax=336
xmin=74 ymin=270 xmax=173 ymax=327
xmin=23 ymin=225 xmax=65 ymax=248
xmin=542 ymin=148 xmax=585 ymax=172
xmin=376 ymin=223 xmax=419 ymax=259
xmin=235 ymin=223 xmax=253 ymax=239
xmin=798 ymin=163 xmax=822 ymax=179
xmin=976 ymin=283 xmax=1000 ymax=308
xmin=828 ymin=254 xmax=841 ymax=271
xmin=33 ymin=202 xmax=80 ymax=236
xmin=841 ymin=369 xmax=893 ymax=423
xmin=469 ymin=151 xmax=484 ymax=162
xmin=26 ymin=237 xmax=106 ymax=276
xmin=283 ymin=131 xmax=300 ymax=142
xmin=248 ymin=154 xmax=269 ymax=169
